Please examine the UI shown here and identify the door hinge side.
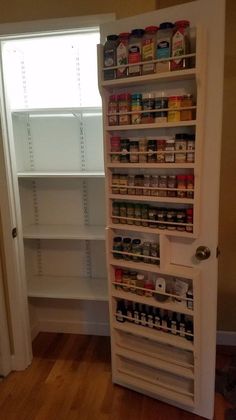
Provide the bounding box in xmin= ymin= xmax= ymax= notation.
xmin=12 ymin=227 xmax=17 ymax=238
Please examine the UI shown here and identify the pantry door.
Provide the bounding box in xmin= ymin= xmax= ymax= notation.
xmin=100 ymin=0 xmax=225 ymax=419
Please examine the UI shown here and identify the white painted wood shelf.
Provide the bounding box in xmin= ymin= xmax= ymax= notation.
xmin=12 ymin=106 xmax=102 ymax=115
xmin=107 ymin=163 xmax=195 ymax=169
xmin=18 ymin=171 xmax=105 ymax=178
xmin=23 ymin=224 xmax=105 ymax=240
xmin=109 ymin=194 xmax=194 ymax=205
xmin=27 ymin=275 xmax=108 ymax=300
xmin=110 ymin=223 xmax=196 ymax=239
xmin=106 ymin=120 xmax=196 ymax=131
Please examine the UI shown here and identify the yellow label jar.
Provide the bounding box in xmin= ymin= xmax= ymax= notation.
xmin=167 ymin=96 xmax=181 ymax=122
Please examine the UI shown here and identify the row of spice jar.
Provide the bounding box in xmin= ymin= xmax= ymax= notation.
xmin=108 ymin=93 xmax=194 ymax=126
xmin=113 ymin=236 xmax=160 ymax=265
xmin=111 ymin=173 xmax=194 ymax=198
xmin=112 ymin=202 xmax=193 ymax=232
xmin=110 ymin=134 xmax=195 ymax=163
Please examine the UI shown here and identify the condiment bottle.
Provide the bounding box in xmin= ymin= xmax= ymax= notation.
xmin=142 ymin=26 xmax=158 ymax=75
xmin=144 ymin=278 xmax=155 ymax=297
xmin=104 ymin=34 xmax=118 ymax=80
xmin=141 ymin=92 xmax=155 ymax=123
xmin=187 ymin=134 xmax=195 ymax=163
xmin=118 ymin=93 xmax=131 ymax=125
xmin=175 ymin=133 xmax=187 ymax=163
xmin=108 ymin=95 xmax=118 ymax=126
xmin=168 ymin=96 xmax=181 ymax=122
xmin=128 ymin=29 xmax=144 ymax=77
xmin=154 ymin=93 xmax=168 ymax=123
xmin=165 ymin=138 xmax=175 ymax=163
xmin=136 ymin=273 xmax=145 ymax=295
xmin=116 ymin=32 xmax=130 ymax=78
xmin=171 ymin=20 xmax=190 ymax=71
xmin=177 ymin=175 xmax=187 ymax=198
xmin=186 ymin=174 xmax=194 ymax=198
xmin=156 ymin=22 xmax=173 ymax=73
xmin=114 ymin=268 xmax=123 ymax=290
xmin=186 ymin=287 xmax=194 ymax=309
xmin=181 ymin=94 xmax=193 ymax=121
xmin=131 ymin=93 xmax=142 ymax=124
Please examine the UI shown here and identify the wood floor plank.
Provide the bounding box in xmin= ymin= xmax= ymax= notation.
xmin=0 ymin=333 xmax=233 ymax=420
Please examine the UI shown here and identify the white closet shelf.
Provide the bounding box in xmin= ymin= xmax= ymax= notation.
xmin=106 ymin=121 xmax=196 ymax=131
xmin=27 ymin=275 xmax=108 ymax=301
xmin=18 ymin=171 xmax=105 ymax=178
xmin=23 ymin=224 xmax=105 ymax=240
xmin=101 ymin=68 xmax=196 ymax=89
xmin=12 ymin=106 xmax=102 ymax=115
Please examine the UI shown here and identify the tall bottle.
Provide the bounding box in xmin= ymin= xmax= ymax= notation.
xmin=116 ymin=32 xmax=130 ymax=78
xmin=128 ymin=29 xmax=144 ymax=77
xmin=142 ymin=26 xmax=158 ymax=75
xmin=156 ymin=22 xmax=173 ymax=73
xmin=171 ymin=20 xmax=190 ymax=71
xmin=104 ymin=34 xmax=118 ymax=80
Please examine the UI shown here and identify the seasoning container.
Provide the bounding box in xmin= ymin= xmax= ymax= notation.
xmin=158 ymin=175 xmax=168 ymax=197
xmin=156 ymin=22 xmax=174 ymax=73
xmin=116 ymin=300 xmax=126 ymax=322
xmin=143 ymin=174 xmax=151 ymax=196
xmin=127 ymin=175 xmax=135 ymax=195
xmin=141 ymin=205 xmax=149 ymax=227
xmin=108 ymin=95 xmax=118 ymax=126
xmin=112 ymin=202 xmax=120 ymax=223
xmin=119 ymin=202 xmax=127 ymax=224
xmin=122 ymin=237 xmax=132 ymax=260
xmin=134 ymin=204 xmax=142 ymax=226
xmin=114 ymin=268 xmax=123 ymax=290
xmin=129 ymin=139 xmax=139 ymax=163
xmin=131 ymin=93 xmax=142 ymax=124
xmin=130 ymin=271 xmax=138 ymax=293
xmin=150 ymin=243 xmax=160 ymax=265
xmin=132 ymin=238 xmax=142 ymax=261
xmin=181 ymin=94 xmax=193 ymax=121
xmin=144 ymin=279 xmax=155 ymax=297
xmin=187 ymin=134 xmax=195 ymax=163
xmin=128 ymin=29 xmax=144 ymax=77
xmin=166 ymin=210 xmax=176 ymax=230
xmin=176 ymin=210 xmax=186 ymax=231
xmin=127 ymin=203 xmax=135 ymax=224
xmin=186 ymin=208 xmax=193 ymax=232
xmin=116 ymin=32 xmax=130 ymax=78
xmin=186 ymin=287 xmax=194 ymax=309
xmin=175 ymin=133 xmax=187 ymax=163
xmin=147 ymin=139 xmax=157 ymax=163
xmin=104 ymin=34 xmax=118 ymax=80
xmin=142 ymin=241 xmax=151 ymax=263
xmin=148 ymin=207 xmax=157 ymax=228
xmin=136 ymin=274 xmax=145 ymax=295
xmin=120 ymin=138 xmax=130 ymax=162
xmin=112 ymin=174 xmax=120 ymax=194
xmin=135 ymin=175 xmax=144 ymax=195
xmin=157 ymin=208 xmax=166 ymax=230
xmin=171 ymin=20 xmax=190 ymax=71
xmin=186 ymin=174 xmax=194 ymax=198
xmin=142 ymin=26 xmax=158 ymax=75
xmin=119 ymin=174 xmax=128 ymax=194
xmin=167 ymin=175 xmax=176 ymax=197
xmin=118 ymin=94 xmax=131 ymax=125
xmin=139 ymin=138 xmax=148 ymax=162
xmin=154 ymin=94 xmax=168 ymax=123
xmin=168 ymin=96 xmax=181 ymax=122
xmin=156 ymin=139 xmax=166 ymax=162
xmin=113 ymin=236 xmax=123 ymax=259
xmin=165 ymin=138 xmax=175 ymax=163
xmin=122 ymin=271 xmax=130 ymax=291
xmin=177 ymin=175 xmax=187 ymax=197
xmin=150 ymin=175 xmax=159 ymax=196
xmin=141 ymin=92 xmax=155 ymax=124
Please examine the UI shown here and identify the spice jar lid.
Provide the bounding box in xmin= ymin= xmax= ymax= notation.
xmin=109 ymin=94 xmax=117 ymax=101
xmin=142 ymin=92 xmax=155 ymax=100
xmin=118 ymin=32 xmax=130 ymax=38
xmin=168 ymin=95 xmax=182 ymax=100
xmin=159 ymin=22 xmax=174 ymax=29
xmin=107 ymin=34 xmax=119 ymax=41
xmin=186 ymin=208 xmax=193 ymax=215
xmin=132 ymin=238 xmax=141 ymax=244
xmin=131 ymin=29 xmax=145 ymax=37
xmin=144 ymin=26 xmax=158 ymax=33
xmin=110 ymin=136 xmax=120 ymax=141
xmin=188 ymin=134 xmax=196 ymax=140
xmin=131 ymin=93 xmax=142 ymax=100
xmin=118 ymin=93 xmax=131 ymax=101
xmin=174 ymin=20 xmax=190 ymax=28
xmin=175 ymin=133 xmax=188 ymax=140
xmin=123 ymin=237 xmax=132 ymax=243
xmin=186 ymin=174 xmax=194 ymax=180
xmin=114 ymin=236 xmax=122 ymax=242
xmin=177 ymin=175 xmax=187 ymax=181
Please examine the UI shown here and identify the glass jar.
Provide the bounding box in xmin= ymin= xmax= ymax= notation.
xmin=104 ymin=34 xmax=118 ymax=80
xmin=171 ymin=20 xmax=190 ymax=71
xmin=120 ymin=138 xmax=130 ymax=163
xmin=132 ymin=239 xmax=142 ymax=262
xmin=128 ymin=29 xmax=144 ymax=76
xmin=156 ymin=22 xmax=174 ymax=73
xmin=131 ymin=93 xmax=142 ymax=124
xmin=142 ymin=26 xmax=158 ymax=74
xmin=116 ymin=32 xmax=130 ymax=78
xmin=147 ymin=139 xmax=157 ymax=163
xmin=110 ymin=136 xmax=120 ymax=164
xmin=154 ymin=94 xmax=168 ymax=123
xmin=142 ymin=241 xmax=151 ymax=263
xmin=148 ymin=207 xmax=157 ymax=228
xmin=113 ymin=236 xmax=123 ymax=259
xmin=134 ymin=204 xmax=142 ymax=226
xmin=122 ymin=237 xmax=132 ymax=260
xmin=186 ymin=208 xmax=193 ymax=232
xmin=150 ymin=243 xmax=160 ymax=265
xmin=177 ymin=175 xmax=187 ymax=198
xmin=141 ymin=204 xmax=149 ymax=227
xmin=167 ymin=175 xmax=176 ymax=197
xmin=112 ymin=174 xmax=120 ymax=194
xmin=136 ymin=274 xmax=145 ymax=295
xmin=129 ymin=271 xmax=137 ymax=293
xmin=127 ymin=203 xmax=135 ymax=224
xmin=143 ymin=174 xmax=151 ymax=196
xmin=114 ymin=268 xmax=123 ymax=290
xmin=128 ymin=175 xmax=135 ymax=195
xmin=119 ymin=202 xmax=127 ymax=224
xmin=108 ymin=95 xmax=118 ymax=126
xmin=112 ymin=202 xmax=120 ymax=224
xmin=157 ymin=208 xmax=166 ymax=229
xmin=168 ymin=96 xmax=181 ymax=122
xmin=150 ymin=175 xmax=159 ymax=196
xmin=119 ymin=174 xmax=128 ymax=194
xmin=181 ymin=94 xmax=193 ymax=121
xmin=186 ymin=174 xmax=194 ymax=198
xmin=166 ymin=210 xmax=176 ymax=230
xmin=141 ymin=92 xmax=155 ymax=124
xmin=135 ymin=175 xmax=144 ymax=195
xmin=159 ymin=175 xmax=168 ymax=197
xmin=118 ymin=93 xmax=131 ymax=125
xmin=187 ymin=134 xmax=195 ymax=163
xmin=139 ymin=138 xmax=148 ymax=162
xmin=156 ymin=139 xmax=166 ymax=162
xmin=165 ymin=138 xmax=175 ymax=163
xmin=176 ymin=210 xmax=186 ymax=231
xmin=122 ymin=270 xmax=130 ymax=291
xmin=129 ymin=140 xmax=139 ymax=163
xmin=175 ymin=133 xmax=187 ymax=162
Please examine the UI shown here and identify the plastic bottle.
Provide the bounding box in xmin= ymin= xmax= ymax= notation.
xmin=128 ymin=29 xmax=144 ymax=77
xmin=142 ymin=26 xmax=158 ymax=75
xmin=171 ymin=20 xmax=190 ymax=71
xmin=116 ymin=32 xmax=130 ymax=78
xmin=156 ymin=22 xmax=174 ymax=73
xmin=104 ymin=34 xmax=118 ymax=80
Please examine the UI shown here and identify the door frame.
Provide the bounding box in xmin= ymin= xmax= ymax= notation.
xmin=0 ymin=12 xmax=115 ymax=372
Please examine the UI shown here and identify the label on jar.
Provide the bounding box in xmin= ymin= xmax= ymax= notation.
xmin=156 ymin=39 xmax=171 ymax=72
xmin=172 ymin=30 xmax=185 ymax=68
xmin=142 ymin=39 xmax=155 ymax=73
xmin=117 ymin=41 xmax=128 ymax=78
xmin=129 ymin=44 xmax=141 ymax=75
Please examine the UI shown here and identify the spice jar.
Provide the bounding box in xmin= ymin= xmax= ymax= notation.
xmin=104 ymin=34 xmax=118 ymax=80
xmin=157 ymin=208 xmax=166 ymax=229
xmin=156 ymin=22 xmax=174 ymax=73
xmin=142 ymin=26 xmax=158 ymax=74
xmin=135 ymin=175 xmax=144 ymax=195
xmin=136 ymin=274 xmax=145 ymax=295
xmin=127 ymin=203 xmax=135 ymax=224
xmin=128 ymin=175 xmax=135 ymax=195
xmin=130 ymin=140 xmax=139 ymax=163
xmin=139 ymin=138 xmax=148 ymax=162
xmin=116 ymin=32 xmax=130 ymax=78
xmin=154 ymin=94 xmax=168 ymax=123
xmin=156 ymin=139 xmax=166 ymax=162
xmin=132 ymin=239 xmax=142 ymax=262
xmin=141 ymin=92 xmax=155 ymax=124
xmin=159 ymin=175 xmax=168 ymax=197
xmin=168 ymin=96 xmax=181 ymax=122
xmin=108 ymin=95 xmax=118 ymax=126
xmin=134 ymin=204 xmax=142 ymax=226
xmin=165 ymin=138 xmax=175 ymax=163
xmin=148 ymin=207 xmax=157 ymax=228
xmin=166 ymin=210 xmax=176 ymax=230
xmin=187 ymin=134 xmax=195 ymax=163
xmin=147 ymin=139 xmax=157 ymax=163
xmin=143 ymin=174 xmax=151 ymax=196
xmin=167 ymin=175 xmax=176 ymax=197
xmin=186 ymin=208 xmax=193 ymax=232
xmin=171 ymin=20 xmax=190 ymax=71
xmin=128 ymin=29 xmax=144 ymax=77
xmin=119 ymin=174 xmax=128 ymax=194
xmin=186 ymin=174 xmax=194 ymax=198
xmin=150 ymin=175 xmax=159 ymax=196
xmin=181 ymin=94 xmax=193 ymax=121
xmin=112 ymin=202 xmax=120 ymax=224
xmin=112 ymin=174 xmax=120 ymax=194
xmin=129 ymin=271 xmax=137 ymax=293
xmin=110 ymin=136 xmax=120 ymax=163
xmin=150 ymin=243 xmax=160 ymax=265
xmin=118 ymin=94 xmax=131 ymax=125
xmin=176 ymin=210 xmax=186 ymax=231
xmin=122 ymin=270 xmax=130 ymax=291
xmin=131 ymin=93 xmax=142 ymax=124
xmin=119 ymin=202 xmax=127 ymax=224
xmin=141 ymin=205 xmax=149 ymax=227
xmin=175 ymin=133 xmax=187 ymax=163
xmin=177 ymin=175 xmax=187 ymax=197
xmin=114 ymin=268 xmax=123 ymax=290
xmin=113 ymin=236 xmax=123 ymax=259
xmin=122 ymin=237 xmax=132 ymax=260
xmin=120 ymin=138 xmax=130 ymax=162
xmin=144 ymin=279 xmax=155 ymax=297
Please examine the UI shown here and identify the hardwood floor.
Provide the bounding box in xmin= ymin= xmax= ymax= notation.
xmin=0 ymin=333 xmax=233 ymax=420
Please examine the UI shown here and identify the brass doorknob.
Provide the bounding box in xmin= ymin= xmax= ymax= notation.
xmin=195 ymin=246 xmax=211 ymax=261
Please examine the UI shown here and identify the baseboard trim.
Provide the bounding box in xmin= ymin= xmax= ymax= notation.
xmin=217 ymin=330 xmax=236 ymax=346
xmin=37 ymin=320 xmax=110 ymax=336
xmin=31 ymin=323 xmax=40 ymax=341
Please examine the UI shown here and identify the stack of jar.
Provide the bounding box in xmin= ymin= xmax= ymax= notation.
xmin=113 ymin=236 xmax=160 ymax=265
xmin=110 ymin=134 xmax=195 ymax=163
xmin=112 ymin=202 xmax=193 ymax=232
xmin=108 ymin=93 xmax=194 ymax=126
xmin=103 ymin=20 xmax=192 ymax=80
xmin=112 ymin=173 xmax=194 ymax=198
